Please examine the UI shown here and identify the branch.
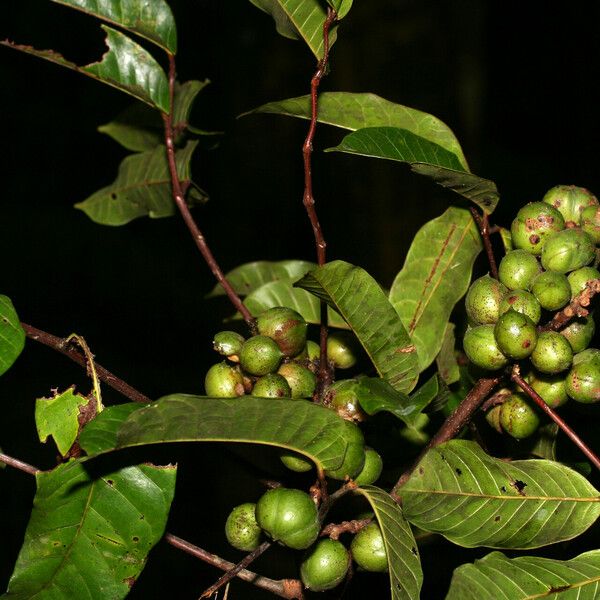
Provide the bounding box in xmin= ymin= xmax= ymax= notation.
xmin=0 ymin=451 xmax=38 ymax=476
xmin=469 ymin=207 xmax=498 ymax=279
xmin=320 ymin=518 xmax=370 ymax=540
xmin=161 ymin=54 xmax=256 ymax=332
xmin=541 ymin=279 xmax=600 ymax=331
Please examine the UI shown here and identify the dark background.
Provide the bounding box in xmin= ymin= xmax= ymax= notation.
xmin=1 ymin=1 xmax=600 ymax=598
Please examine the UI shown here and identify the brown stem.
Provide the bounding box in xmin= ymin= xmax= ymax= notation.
xmin=321 ymin=518 xmax=370 ymax=540
xmin=470 ymin=207 xmax=498 ymax=279
xmin=511 ymin=364 xmax=600 ymax=472
xmin=0 ymin=451 xmax=39 ymax=476
xmin=22 ymin=322 xmax=151 ymax=404
xmin=541 ymin=279 xmax=600 ymax=331
xmin=162 ymin=54 xmax=256 ymax=332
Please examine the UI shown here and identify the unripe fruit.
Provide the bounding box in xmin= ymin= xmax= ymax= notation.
xmin=326 ymin=379 xmax=366 ymax=422
xmin=531 ymin=271 xmax=571 ymax=311
xmin=485 ymin=403 xmax=503 ymax=433
xmin=581 ymin=205 xmax=600 ymax=244
xmin=300 ymin=539 xmax=350 ymax=592
xmin=252 ymin=373 xmax=292 ymax=398
xmin=528 ymin=371 xmax=568 ymax=408
xmin=498 ymin=250 xmax=542 ymax=290
xmin=213 ymin=331 xmax=245 ymax=359
xmin=277 ymin=362 xmax=317 ymax=398
xmin=543 ymin=185 xmax=599 ymax=226
xmin=561 ymin=316 xmax=595 ymax=353
xmin=225 ymin=503 xmax=262 ymax=551
xmin=327 ymin=332 xmax=358 ymax=369
xmin=463 ymin=325 xmax=509 ymax=370
xmin=465 ymin=275 xmax=508 ymax=325
xmin=499 ymin=289 xmax=542 ymax=324
xmin=350 ymin=523 xmax=388 ymax=572
xmin=568 ymin=266 xmax=600 ymax=298
xmin=205 ymin=362 xmax=245 ymax=397
xmin=531 ymin=331 xmax=573 ymax=374
xmin=255 ymin=488 xmax=319 ymax=550
xmin=280 ymin=452 xmax=313 ymax=473
xmin=353 ymin=447 xmax=383 ymax=486
xmin=499 ymin=393 xmax=540 ymax=439
xmin=565 ymin=358 xmax=600 ymax=403
xmin=511 ymin=202 xmax=565 ymax=255
xmin=306 ymin=340 xmax=320 ymax=361
xmin=257 ymin=307 xmax=308 ymax=358
xmin=541 ymin=228 xmax=595 ymax=274
xmin=239 ymin=335 xmax=283 ymax=376
xmin=494 ymin=310 xmax=538 ymax=359
xmin=324 ymin=420 xmax=366 ymax=480
xmin=573 ymin=348 xmax=600 ymax=367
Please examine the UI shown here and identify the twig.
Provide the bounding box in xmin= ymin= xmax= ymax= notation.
xmin=470 ymin=207 xmax=498 ymax=279
xmin=321 ymin=518 xmax=370 ymax=540
xmin=0 ymin=451 xmax=39 ymax=476
xmin=541 ymin=279 xmax=600 ymax=331
xmin=161 ymin=54 xmax=256 ymax=333
xmin=511 ymin=364 xmax=600 ymax=472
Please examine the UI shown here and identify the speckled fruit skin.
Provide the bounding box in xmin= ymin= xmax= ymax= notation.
xmin=463 ymin=325 xmax=509 ymax=370
xmin=204 ymin=362 xmax=245 ymax=397
xmin=255 ymin=488 xmax=319 ymax=550
xmin=531 ymin=331 xmax=573 ymax=374
xmin=498 ymin=289 xmax=542 ymax=324
xmin=239 ymin=335 xmax=283 ymax=376
xmin=531 ymin=271 xmax=571 ymax=311
xmin=465 ymin=275 xmax=508 ymax=325
xmin=252 ymin=373 xmax=292 ymax=398
xmin=257 ymin=307 xmax=308 ymax=358
xmin=528 ymin=371 xmax=569 ymax=408
xmin=568 ymin=266 xmax=600 ymax=298
xmin=327 ymin=332 xmax=358 ymax=369
xmin=350 ymin=523 xmax=388 ymax=573
xmin=353 ymin=447 xmax=383 ymax=486
xmin=277 ymin=362 xmax=317 ymax=398
xmin=581 ymin=205 xmax=600 ymax=244
xmin=213 ymin=331 xmax=245 ymax=358
xmin=498 ymin=250 xmax=542 ymax=290
xmin=280 ymin=452 xmax=313 ymax=473
xmin=565 ymin=359 xmax=600 ymax=403
xmin=300 ymin=539 xmax=350 ymax=592
xmin=494 ymin=310 xmax=538 ymax=360
xmin=499 ymin=394 xmax=540 ymax=439
xmin=225 ymin=503 xmax=262 ymax=552
xmin=543 ymin=184 xmax=599 ymax=225
xmin=541 ymin=228 xmax=595 ymax=274
xmin=561 ymin=316 xmax=596 ymax=354
xmin=326 ymin=379 xmax=366 ymax=422
xmin=511 ymin=202 xmax=565 ymax=255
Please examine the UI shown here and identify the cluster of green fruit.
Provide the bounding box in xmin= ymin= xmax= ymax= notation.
xmin=463 ymin=185 xmax=600 ymax=438
xmin=224 ymin=487 xmax=387 ymax=592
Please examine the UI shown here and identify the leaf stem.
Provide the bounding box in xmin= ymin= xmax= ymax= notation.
xmin=469 ymin=207 xmax=498 ymax=279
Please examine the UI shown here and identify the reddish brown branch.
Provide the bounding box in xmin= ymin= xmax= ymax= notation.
xmin=162 ymin=54 xmax=256 ymax=332
xmin=321 ymin=518 xmax=370 ymax=540
xmin=541 ymin=279 xmax=600 ymax=331
xmin=470 ymin=207 xmax=498 ymax=279
xmin=0 ymin=451 xmax=39 ymax=476
xmin=511 ymin=364 xmax=600 ymax=472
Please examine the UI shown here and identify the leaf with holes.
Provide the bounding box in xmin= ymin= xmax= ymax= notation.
xmin=356 ymin=486 xmax=422 ymax=600
xmin=296 ymin=261 xmax=419 ymax=393
xmin=446 ymin=550 xmax=600 ymax=600
xmin=0 ymin=295 xmax=25 ymax=376
xmin=400 ymin=440 xmax=600 ymax=549
xmin=4 ymin=459 xmax=176 ymax=599
xmin=390 ymin=207 xmax=481 ymax=371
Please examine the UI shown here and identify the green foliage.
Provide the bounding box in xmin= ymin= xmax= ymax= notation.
xmin=0 ymin=295 xmax=25 ymax=377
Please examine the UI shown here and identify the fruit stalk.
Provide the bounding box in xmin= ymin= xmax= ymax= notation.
xmin=470 ymin=207 xmax=498 ymax=278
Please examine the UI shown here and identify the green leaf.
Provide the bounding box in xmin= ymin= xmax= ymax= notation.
xmin=436 ymin=323 xmax=460 ymax=385
xmin=243 ymin=92 xmax=468 ymax=169
xmin=75 ymin=141 xmax=204 ymax=225
xmin=208 ymin=259 xmax=316 ymax=297
xmin=5 ymin=459 xmax=176 ymax=599
xmin=248 ymin=0 xmax=337 ymax=59
xmin=446 ymin=550 xmax=600 ymax=600
xmin=328 ymin=128 xmax=498 ymax=213
xmin=356 ymin=486 xmax=422 ymax=600
xmin=296 ymin=261 xmax=419 ymax=393
xmin=0 ymin=295 xmax=25 ymax=376
xmin=80 ymin=396 xmax=365 ymax=480
xmin=35 ymin=387 xmax=90 ymax=456
xmin=2 ymin=26 xmax=169 ymax=112
xmin=400 ymin=440 xmax=600 ymax=549
xmin=498 ymin=226 xmax=513 ymax=253
xmin=389 ymin=207 xmax=482 ymax=371
xmin=327 ymin=0 xmax=353 ymax=18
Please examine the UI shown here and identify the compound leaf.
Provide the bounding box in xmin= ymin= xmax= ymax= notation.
xmin=0 ymin=295 xmax=25 ymax=376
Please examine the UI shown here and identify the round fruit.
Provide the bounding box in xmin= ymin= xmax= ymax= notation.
xmin=257 ymin=307 xmax=308 ymax=358
xmin=204 ymin=362 xmax=245 ymax=397
xmin=252 ymin=373 xmax=292 ymax=398
xmin=225 ymin=503 xmax=262 ymax=551
xmin=530 ymin=331 xmax=573 ymax=374
xmin=565 ymin=358 xmax=600 ymax=403
xmin=465 ymin=275 xmax=508 ymax=325
xmin=324 ymin=420 xmax=366 ymax=481
xmin=280 ymin=452 xmax=313 ymax=473
xmin=213 ymin=331 xmax=245 ymax=359
xmin=581 ymin=205 xmax=600 ymax=244
xmin=567 ymin=266 xmax=600 ymax=298
xmin=300 ymin=539 xmax=350 ymax=592
xmin=530 ymin=271 xmax=571 ymax=311
xmin=494 ymin=310 xmax=538 ymax=359
xmin=498 ymin=250 xmax=542 ymax=290
xmin=541 ymin=228 xmax=595 ymax=274
xmin=277 ymin=362 xmax=317 ymax=398
xmin=239 ymin=335 xmax=283 ymax=376
xmin=255 ymin=488 xmax=319 ymax=550
xmin=543 ymin=185 xmax=599 ymax=225
xmin=498 ymin=289 xmax=542 ymax=324
xmin=511 ymin=202 xmax=565 ymax=255
xmin=573 ymin=348 xmax=600 ymax=366
xmin=350 ymin=523 xmax=388 ymax=572
xmin=499 ymin=393 xmax=540 ymax=439
xmin=485 ymin=403 xmax=503 ymax=433
xmin=463 ymin=325 xmax=509 ymax=370
xmin=326 ymin=379 xmax=366 ymax=422
xmin=354 ymin=447 xmax=383 ymax=486
xmin=561 ymin=316 xmax=595 ymax=353
xmin=528 ymin=371 xmax=568 ymax=408
xmin=327 ymin=332 xmax=358 ymax=369
xmin=306 ymin=340 xmax=320 ymax=361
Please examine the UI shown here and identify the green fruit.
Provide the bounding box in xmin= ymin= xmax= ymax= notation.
xmin=252 ymin=373 xmax=292 ymax=398
xmin=353 ymin=447 xmax=383 ymax=486
xmin=463 ymin=325 xmax=509 ymax=370
xmin=280 ymin=452 xmax=313 ymax=473
xmin=567 ymin=266 xmax=600 ymax=298
xmin=528 ymin=371 xmax=568 ymax=408
xmin=255 ymin=488 xmax=319 ymax=550
xmin=531 ymin=271 xmax=571 ymax=311
xmin=543 ymin=184 xmax=599 ymax=225
xmin=326 ymin=379 xmax=366 ymax=422
xmin=499 ymin=393 xmax=540 ymax=439
xmin=494 ymin=310 xmax=538 ymax=359
xmin=581 ymin=205 xmax=600 ymax=244
xmin=498 ymin=289 xmax=542 ymax=324
xmin=324 ymin=420 xmax=366 ymax=481
xmin=300 ymin=539 xmax=350 ymax=592
xmin=350 ymin=523 xmax=388 ymax=572
xmin=530 ymin=331 xmax=573 ymax=374
xmin=465 ymin=275 xmax=508 ymax=325
xmin=205 ymin=362 xmax=245 ymax=397
xmin=213 ymin=331 xmax=245 ymax=358
xmin=225 ymin=503 xmax=262 ymax=551
xmin=541 ymin=228 xmax=595 ymax=274
xmin=561 ymin=316 xmax=595 ymax=353
xmin=239 ymin=335 xmax=283 ymax=376
xmin=277 ymin=362 xmax=317 ymax=398
xmin=498 ymin=250 xmax=542 ymax=290
xmin=327 ymin=332 xmax=359 ymax=369
xmin=306 ymin=340 xmax=320 ymax=361
xmin=485 ymin=403 xmax=503 ymax=433
xmin=573 ymin=348 xmax=600 ymax=366
xmin=511 ymin=202 xmax=565 ymax=255
xmin=257 ymin=307 xmax=308 ymax=358
xmin=565 ymin=358 xmax=600 ymax=403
